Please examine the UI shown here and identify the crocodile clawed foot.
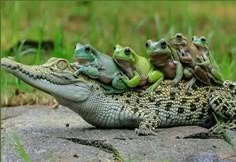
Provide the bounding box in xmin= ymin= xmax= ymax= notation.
xmin=134 ymin=127 xmax=158 ymax=136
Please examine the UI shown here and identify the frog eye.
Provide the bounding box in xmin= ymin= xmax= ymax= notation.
xmin=160 ymin=41 xmax=167 ymax=48
xmin=84 ymin=46 xmax=91 ymax=53
xmin=56 ymin=59 xmax=68 ymax=70
xmin=145 ymin=40 xmax=152 ymax=48
xmin=124 ymin=47 xmax=131 ymax=55
xmin=200 ymin=37 xmax=206 ymax=43
xmin=176 ymin=33 xmax=182 ymax=39
xmin=191 ymin=37 xmax=194 ymax=41
xmin=113 ymin=46 xmax=116 ymax=51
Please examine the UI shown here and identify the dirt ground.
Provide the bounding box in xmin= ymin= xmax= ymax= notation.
xmin=1 ymin=105 xmax=236 ymax=162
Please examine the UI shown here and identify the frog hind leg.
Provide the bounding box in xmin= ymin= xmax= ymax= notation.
xmin=144 ymin=71 xmax=164 ymax=94
xmin=100 ymin=83 xmax=127 ymax=94
xmin=194 ymin=66 xmax=211 ymax=85
xmin=112 ymin=75 xmax=128 ymax=90
xmin=208 ymin=68 xmax=224 ymax=85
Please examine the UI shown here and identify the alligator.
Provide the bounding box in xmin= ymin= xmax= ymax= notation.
xmin=1 ymin=57 xmax=236 ymax=135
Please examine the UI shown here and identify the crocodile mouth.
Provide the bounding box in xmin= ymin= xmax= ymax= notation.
xmin=1 ymin=57 xmax=81 ymax=85
xmin=1 ymin=57 xmax=92 ymax=102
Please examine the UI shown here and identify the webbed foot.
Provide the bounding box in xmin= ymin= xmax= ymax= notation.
xmin=144 ymin=77 xmax=163 ymax=95
xmin=185 ymin=77 xmax=197 ymax=93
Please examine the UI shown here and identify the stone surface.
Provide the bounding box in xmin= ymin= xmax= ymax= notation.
xmin=1 ymin=105 xmax=236 ymax=162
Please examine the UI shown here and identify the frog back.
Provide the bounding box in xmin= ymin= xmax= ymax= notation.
xmin=135 ymin=55 xmax=152 ymax=77
xmin=97 ymin=53 xmax=120 ymax=76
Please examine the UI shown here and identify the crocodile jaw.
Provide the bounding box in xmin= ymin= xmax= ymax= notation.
xmin=1 ymin=58 xmax=92 ymax=102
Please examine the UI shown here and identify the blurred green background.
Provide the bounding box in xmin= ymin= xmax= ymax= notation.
xmin=1 ymin=1 xmax=236 ymax=104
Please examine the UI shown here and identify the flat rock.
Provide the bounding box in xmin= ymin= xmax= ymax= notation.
xmin=1 ymin=105 xmax=236 ymax=162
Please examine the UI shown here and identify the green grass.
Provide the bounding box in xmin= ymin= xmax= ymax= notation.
xmin=1 ymin=1 xmax=236 ymax=100
xmin=13 ymin=132 xmax=31 ymax=162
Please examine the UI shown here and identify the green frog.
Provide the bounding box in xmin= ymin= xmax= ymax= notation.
xmin=73 ymin=43 xmax=128 ymax=93
xmin=145 ymin=39 xmax=183 ymax=87
xmin=112 ymin=44 xmax=164 ymax=94
xmin=170 ymin=33 xmax=211 ymax=90
xmin=192 ymin=36 xmax=224 ymax=84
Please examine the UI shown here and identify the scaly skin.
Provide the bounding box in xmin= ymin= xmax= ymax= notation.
xmin=1 ymin=57 xmax=235 ymax=135
xmin=192 ymin=36 xmax=224 ymax=85
xmin=113 ymin=44 xmax=164 ymax=94
xmin=73 ymin=43 xmax=128 ymax=93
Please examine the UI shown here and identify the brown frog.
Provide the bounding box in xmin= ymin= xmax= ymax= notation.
xmin=145 ymin=38 xmax=183 ymax=87
xmin=170 ymin=33 xmax=211 ymax=90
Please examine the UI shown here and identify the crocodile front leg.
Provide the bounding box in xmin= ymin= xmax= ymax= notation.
xmin=209 ymin=91 xmax=236 ymax=119
xmin=135 ymin=113 xmax=161 ymax=136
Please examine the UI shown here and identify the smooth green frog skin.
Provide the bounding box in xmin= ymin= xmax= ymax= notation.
xmin=170 ymin=33 xmax=212 ymax=91
xmin=192 ymin=36 xmax=224 ymax=84
xmin=113 ymin=44 xmax=164 ymax=94
xmin=73 ymin=43 xmax=128 ymax=93
xmin=145 ymin=39 xmax=183 ymax=86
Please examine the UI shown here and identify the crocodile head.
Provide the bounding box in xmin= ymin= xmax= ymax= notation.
xmin=1 ymin=57 xmax=92 ymax=103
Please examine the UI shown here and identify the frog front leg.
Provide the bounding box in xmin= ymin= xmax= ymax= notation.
xmin=74 ymin=65 xmax=100 ymax=79
xmin=196 ymin=55 xmax=210 ymax=67
xmin=112 ymin=74 xmax=128 ymax=90
xmin=144 ymin=70 xmax=164 ymax=94
xmin=208 ymin=69 xmax=224 ymax=84
xmin=121 ymin=71 xmax=141 ymax=88
xmin=172 ymin=61 xmax=184 ymax=86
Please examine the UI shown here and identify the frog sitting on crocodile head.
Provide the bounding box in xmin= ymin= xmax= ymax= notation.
xmin=113 ymin=44 xmax=164 ymax=94
xmin=73 ymin=43 xmax=128 ymax=94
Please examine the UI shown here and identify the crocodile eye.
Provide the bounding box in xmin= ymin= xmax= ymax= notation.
xmin=84 ymin=46 xmax=91 ymax=53
xmin=160 ymin=41 xmax=167 ymax=48
xmin=200 ymin=37 xmax=206 ymax=43
xmin=124 ymin=47 xmax=131 ymax=55
xmin=56 ymin=60 xmax=68 ymax=70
